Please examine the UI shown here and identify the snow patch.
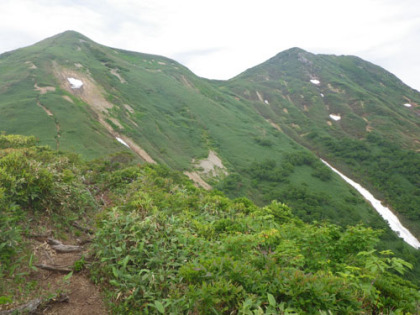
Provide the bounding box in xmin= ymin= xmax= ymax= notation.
xmin=310 ymin=79 xmax=320 ymax=85
xmin=67 ymin=77 xmax=83 ymax=89
xmin=329 ymin=114 xmax=341 ymax=121
xmin=116 ymin=137 xmax=129 ymax=148
xmin=403 ymin=103 xmax=412 ymax=108
xmin=322 ymin=159 xmax=420 ymax=249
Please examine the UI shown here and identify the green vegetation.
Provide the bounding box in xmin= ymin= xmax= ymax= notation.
xmin=225 ymin=47 xmax=420 ymax=240
xmin=1 ymin=31 xmax=420 ymax=311
xmin=1 ymin=135 xmax=419 ymax=314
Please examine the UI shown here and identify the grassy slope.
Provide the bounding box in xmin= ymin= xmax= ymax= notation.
xmin=223 ymin=48 xmax=420 ymax=236
xmin=0 ymin=32 xmax=419 ymax=279
xmin=1 ymin=137 xmax=419 ymax=314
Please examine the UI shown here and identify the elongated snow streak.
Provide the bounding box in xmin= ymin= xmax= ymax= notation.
xmin=116 ymin=137 xmax=129 ymax=148
xmin=67 ymin=77 xmax=83 ymax=89
xmin=321 ymin=159 xmax=420 ymax=249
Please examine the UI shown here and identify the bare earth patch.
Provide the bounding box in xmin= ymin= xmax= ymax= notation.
xmin=185 ymin=151 xmax=228 ymax=190
xmin=110 ymin=69 xmax=126 ymax=84
xmin=193 ymin=150 xmax=228 ymax=177
xmin=184 ymin=171 xmax=212 ymax=190
xmin=256 ymin=91 xmax=264 ymax=102
xmin=116 ymin=135 xmax=156 ymax=164
xmin=62 ymin=95 xmax=74 ymax=103
xmin=327 ymin=83 xmax=344 ymax=94
xmin=266 ymin=119 xmax=283 ymax=132
xmin=34 ymin=83 xmax=56 ymax=95
xmin=26 ymin=61 xmax=37 ymax=69
xmin=52 ymin=63 xmax=155 ymax=163
xmin=37 ymin=101 xmax=53 ymax=116
xmin=363 ymin=117 xmax=373 ymax=132
xmin=124 ymin=104 xmax=134 ymax=113
xmin=179 ymin=75 xmax=196 ymax=90
xmin=1 ymin=231 xmax=107 ymax=315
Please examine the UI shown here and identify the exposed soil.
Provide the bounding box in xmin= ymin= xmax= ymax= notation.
xmin=193 ymin=150 xmax=227 ymax=177
xmin=26 ymin=61 xmax=38 ymax=69
xmin=37 ymin=101 xmax=53 ymax=117
xmin=179 ymin=75 xmax=196 ymax=90
xmin=185 ymin=151 xmax=227 ymax=189
xmin=327 ymin=83 xmax=344 ymax=94
xmin=32 ymin=236 xmax=106 ymax=315
xmin=116 ymin=135 xmax=156 ymax=164
xmin=110 ymin=69 xmax=126 ymax=84
xmin=184 ymin=171 xmax=212 ymax=190
xmin=62 ymin=95 xmax=74 ymax=104
xmin=34 ymin=84 xmax=56 ymax=95
xmin=52 ymin=63 xmax=156 ymax=163
xmin=256 ymin=91 xmax=264 ymax=103
xmin=124 ymin=104 xmax=134 ymax=114
xmin=1 ymin=230 xmax=107 ymax=315
xmin=266 ymin=119 xmax=283 ymax=132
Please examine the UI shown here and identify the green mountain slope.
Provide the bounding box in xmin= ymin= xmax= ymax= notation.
xmin=0 ymin=31 xmax=419 ymax=277
xmin=222 ymin=48 xmax=420 ymax=237
xmin=1 ymin=136 xmax=419 ymax=313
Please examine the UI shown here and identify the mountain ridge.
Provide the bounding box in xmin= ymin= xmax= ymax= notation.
xmin=0 ymin=30 xmax=419 ymax=261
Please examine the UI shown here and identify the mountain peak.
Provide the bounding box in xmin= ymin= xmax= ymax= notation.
xmin=51 ymin=30 xmax=91 ymax=42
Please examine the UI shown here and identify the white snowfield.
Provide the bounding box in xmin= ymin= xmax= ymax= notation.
xmin=322 ymin=159 xmax=420 ymax=249
xmin=403 ymin=103 xmax=412 ymax=108
xmin=310 ymin=79 xmax=320 ymax=85
xmin=329 ymin=114 xmax=341 ymax=121
xmin=67 ymin=77 xmax=83 ymax=89
xmin=116 ymin=137 xmax=129 ymax=148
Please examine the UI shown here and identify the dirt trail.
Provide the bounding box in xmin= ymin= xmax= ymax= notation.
xmin=26 ymin=232 xmax=107 ymax=314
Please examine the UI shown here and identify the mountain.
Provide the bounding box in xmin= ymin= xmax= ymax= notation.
xmin=223 ymin=47 xmax=420 ymax=237
xmin=0 ymin=31 xmax=419 ymax=265
xmin=1 ymin=31 xmax=420 ymax=312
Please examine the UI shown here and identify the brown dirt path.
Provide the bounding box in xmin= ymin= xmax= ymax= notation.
xmin=27 ymin=234 xmax=107 ymax=314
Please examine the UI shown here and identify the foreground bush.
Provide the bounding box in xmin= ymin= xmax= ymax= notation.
xmin=92 ymin=164 xmax=419 ymax=314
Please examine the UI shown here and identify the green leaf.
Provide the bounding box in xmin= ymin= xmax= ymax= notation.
xmin=63 ymin=271 xmax=73 ymax=281
xmin=154 ymin=300 xmax=165 ymax=314
xmin=121 ymin=255 xmax=130 ymax=269
xmin=112 ymin=266 xmax=119 ymax=278
xmin=0 ymin=296 xmax=13 ymax=305
xmin=267 ymin=293 xmax=276 ymax=307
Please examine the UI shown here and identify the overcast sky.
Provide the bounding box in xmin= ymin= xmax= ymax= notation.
xmin=1 ymin=0 xmax=419 ymax=90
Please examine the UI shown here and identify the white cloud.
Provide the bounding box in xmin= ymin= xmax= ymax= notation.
xmin=0 ymin=0 xmax=420 ymax=90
